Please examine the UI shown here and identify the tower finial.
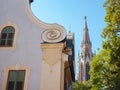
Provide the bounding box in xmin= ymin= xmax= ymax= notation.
xmin=84 ymin=16 xmax=87 ymax=20
xmin=29 ymin=0 xmax=34 ymax=3
xmin=84 ymin=16 xmax=87 ymax=29
xmin=68 ymin=24 xmax=71 ymax=33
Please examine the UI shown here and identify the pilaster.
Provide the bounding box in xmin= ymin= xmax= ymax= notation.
xmin=40 ymin=43 xmax=64 ymax=90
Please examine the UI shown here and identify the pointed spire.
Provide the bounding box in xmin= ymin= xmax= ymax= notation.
xmin=82 ymin=16 xmax=91 ymax=46
xmin=84 ymin=16 xmax=88 ymax=30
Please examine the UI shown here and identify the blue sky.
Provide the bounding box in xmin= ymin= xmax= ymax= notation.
xmin=31 ymin=0 xmax=106 ymax=77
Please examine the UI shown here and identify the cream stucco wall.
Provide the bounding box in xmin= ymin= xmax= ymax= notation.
xmin=41 ymin=43 xmax=64 ymax=90
xmin=0 ymin=0 xmax=66 ymax=90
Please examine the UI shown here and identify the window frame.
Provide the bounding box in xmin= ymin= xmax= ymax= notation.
xmin=2 ymin=65 xmax=30 ymax=90
xmin=0 ymin=26 xmax=15 ymax=47
xmin=0 ymin=22 xmax=18 ymax=50
xmin=6 ymin=70 xmax=25 ymax=90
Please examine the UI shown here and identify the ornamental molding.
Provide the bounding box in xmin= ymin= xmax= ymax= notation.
xmin=41 ymin=43 xmax=64 ymax=66
xmin=25 ymin=0 xmax=66 ymax=43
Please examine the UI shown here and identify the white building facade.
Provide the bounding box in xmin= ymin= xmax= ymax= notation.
xmin=0 ymin=0 xmax=75 ymax=90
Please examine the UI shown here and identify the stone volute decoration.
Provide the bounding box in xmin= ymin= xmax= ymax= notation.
xmin=42 ymin=28 xmax=66 ymax=43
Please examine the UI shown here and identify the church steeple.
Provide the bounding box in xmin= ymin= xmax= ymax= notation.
xmin=81 ymin=16 xmax=92 ymax=60
xmin=82 ymin=16 xmax=91 ymax=47
xmin=78 ymin=16 xmax=93 ymax=82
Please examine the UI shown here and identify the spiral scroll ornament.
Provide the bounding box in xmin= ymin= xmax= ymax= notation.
xmin=42 ymin=29 xmax=66 ymax=43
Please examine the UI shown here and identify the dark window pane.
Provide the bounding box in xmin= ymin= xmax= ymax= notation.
xmin=1 ymin=33 xmax=7 ymax=39
xmin=7 ymin=81 xmax=14 ymax=90
xmin=0 ymin=40 xmax=6 ymax=46
xmin=2 ymin=26 xmax=15 ymax=33
xmin=16 ymin=81 xmax=24 ymax=90
xmin=17 ymin=71 xmax=25 ymax=81
xmin=86 ymin=63 xmax=90 ymax=80
xmin=8 ymin=33 xmax=14 ymax=39
xmin=8 ymin=70 xmax=17 ymax=81
xmin=7 ymin=40 xmax=13 ymax=46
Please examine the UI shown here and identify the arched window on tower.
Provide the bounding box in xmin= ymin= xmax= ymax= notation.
xmin=80 ymin=63 xmax=84 ymax=81
xmin=0 ymin=26 xmax=15 ymax=47
xmin=86 ymin=62 xmax=90 ymax=80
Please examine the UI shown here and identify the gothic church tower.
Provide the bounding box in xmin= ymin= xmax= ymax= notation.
xmin=78 ymin=16 xmax=93 ymax=82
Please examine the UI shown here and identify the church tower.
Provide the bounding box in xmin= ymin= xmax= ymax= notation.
xmin=78 ymin=16 xmax=93 ymax=82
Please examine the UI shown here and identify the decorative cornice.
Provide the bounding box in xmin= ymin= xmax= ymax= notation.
xmin=41 ymin=43 xmax=64 ymax=48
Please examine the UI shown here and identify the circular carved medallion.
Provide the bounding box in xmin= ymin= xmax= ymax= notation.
xmin=42 ymin=29 xmax=66 ymax=43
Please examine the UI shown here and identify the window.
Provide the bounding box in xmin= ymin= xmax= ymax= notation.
xmin=0 ymin=26 xmax=15 ymax=47
xmin=3 ymin=66 xmax=30 ymax=90
xmin=86 ymin=63 xmax=90 ymax=80
xmin=80 ymin=63 xmax=84 ymax=81
xmin=6 ymin=70 xmax=25 ymax=90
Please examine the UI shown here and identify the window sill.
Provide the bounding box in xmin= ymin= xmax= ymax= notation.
xmin=0 ymin=46 xmax=16 ymax=50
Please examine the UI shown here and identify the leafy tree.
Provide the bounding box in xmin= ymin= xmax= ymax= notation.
xmin=90 ymin=0 xmax=120 ymax=90
xmin=72 ymin=81 xmax=79 ymax=90
xmin=90 ymin=50 xmax=113 ymax=89
xmin=72 ymin=80 xmax=91 ymax=90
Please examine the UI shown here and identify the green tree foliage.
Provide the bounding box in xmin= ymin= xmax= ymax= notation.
xmin=90 ymin=50 xmax=114 ymax=89
xmin=72 ymin=81 xmax=91 ymax=90
xmin=90 ymin=0 xmax=120 ymax=89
